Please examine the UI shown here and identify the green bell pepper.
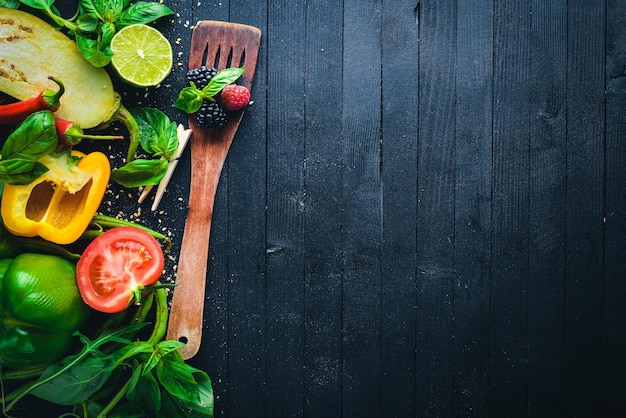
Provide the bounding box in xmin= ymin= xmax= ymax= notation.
xmin=0 ymin=253 xmax=92 ymax=370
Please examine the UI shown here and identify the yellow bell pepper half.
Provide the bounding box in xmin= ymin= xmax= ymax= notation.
xmin=1 ymin=149 xmax=110 ymax=245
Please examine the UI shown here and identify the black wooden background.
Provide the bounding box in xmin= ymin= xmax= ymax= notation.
xmin=41 ymin=0 xmax=626 ymax=417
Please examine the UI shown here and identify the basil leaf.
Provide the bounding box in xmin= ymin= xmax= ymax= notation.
xmin=98 ymin=0 xmax=124 ymax=23
xmin=202 ymin=66 xmax=244 ymax=98
xmin=156 ymin=351 xmax=198 ymax=402
xmin=1 ymin=111 xmax=57 ymax=161
xmin=174 ymin=86 xmax=205 ymax=114
xmin=75 ymin=12 xmax=99 ymax=32
xmin=111 ymin=159 xmax=168 ymax=187
xmin=17 ymin=0 xmax=54 ymax=9
xmin=0 ymin=160 xmax=48 ymax=185
xmin=80 ymin=0 xmax=103 ymax=20
xmin=131 ymin=107 xmax=178 ymax=159
xmin=30 ymin=355 xmax=115 ymax=405
xmin=126 ymin=370 xmax=161 ymax=417
xmin=117 ymin=2 xmax=174 ymax=27
xmin=0 ymin=0 xmax=20 ymax=8
xmin=76 ymin=33 xmax=113 ymax=67
xmin=169 ymin=364 xmax=214 ymax=416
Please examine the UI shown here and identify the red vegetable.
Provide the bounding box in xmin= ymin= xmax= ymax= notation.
xmin=0 ymin=77 xmax=65 ymax=125
xmin=55 ymin=118 xmax=124 ymax=147
xmin=76 ymin=226 xmax=165 ymax=313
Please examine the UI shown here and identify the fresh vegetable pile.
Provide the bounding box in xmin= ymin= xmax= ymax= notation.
xmin=0 ymin=1 xmax=216 ymax=417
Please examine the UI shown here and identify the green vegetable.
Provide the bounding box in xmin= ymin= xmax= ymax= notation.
xmin=12 ymin=0 xmax=174 ymax=67
xmin=111 ymin=107 xmax=179 ymax=188
xmin=0 ymin=110 xmax=58 ymax=185
xmin=0 ymin=253 xmax=92 ymax=370
xmin=1 ymin=287 xmax=214 ymax=417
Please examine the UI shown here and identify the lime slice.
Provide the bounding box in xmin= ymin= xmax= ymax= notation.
xmin=110 ymin=24 xmax=173 ymax=87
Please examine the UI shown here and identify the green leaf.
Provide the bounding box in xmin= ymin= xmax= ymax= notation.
xmin=98 ymin=0 xmax=125 ymax=23
xmin=117 ymin=2 xmax=174 ymax=27
xmin=1 ymin=111 xmax=58 ymax=161
xmin=0 ymin=0 xmax=20 ymax=8
xmin=202 ymin=66 xmax=245 ymax=98
xmin=0 ymin=160 xmax=48 ymax=185
xmin=155 ymin=351 xmax=198 ymax=402
xmin=113 ymin=340 xmax=155 ymax=366
xmin=80 ymin=0 xmax=103 ymax=20
xmin=17 ymin=0 xmax=54 ymax=9
xmin=75 ymin=12 xmax=100 ymax=32
xmin=126 ymin=369 xmax=161 ymax=417
xmin=30 ymin=355 xmax=115 ymax=405
xmin=173 ymin=86 xmax=204 ymax=114
xmin=131 ymin=107 xmax=179 ymax=159
xmin=173 ymin=365 xmax=214 ymax=416
xmin=111 ymin=158 xmax=168 ymax=187
xmin=76 ymin=33 xmax=113 ymax=67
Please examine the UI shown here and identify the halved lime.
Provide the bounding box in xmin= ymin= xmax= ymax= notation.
xmin=110 ymin=24 xmax=173 ymax=87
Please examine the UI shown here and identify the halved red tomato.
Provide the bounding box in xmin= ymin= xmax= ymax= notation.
xmin=76 ymin=226 xmax=165 ymax=313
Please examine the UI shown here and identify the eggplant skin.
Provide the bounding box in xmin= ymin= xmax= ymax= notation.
xmin=0 ymin=8 xmax=116 ymax=128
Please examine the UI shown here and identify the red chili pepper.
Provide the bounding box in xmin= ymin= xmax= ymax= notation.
xmin=55 ymin=118 xmax=124 ymax=148
xmin=0 ymin=77 xmax=65 ymax=125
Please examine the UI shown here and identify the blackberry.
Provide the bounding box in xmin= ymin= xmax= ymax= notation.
xmin=186 ymin=66 xmax=217 ymax=90
xmin=195 ymin=101 xmax=228 ymax=130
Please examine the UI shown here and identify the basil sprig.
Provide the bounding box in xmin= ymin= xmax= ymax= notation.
xmin=111 ymin=107 xmax=179 ymax=188
xmin=0 ymin=110 xmax=58 ymax=185
xmin=12 ymin=0 xmax=174 ymax=67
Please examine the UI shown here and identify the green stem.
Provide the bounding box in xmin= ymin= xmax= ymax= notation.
xmin=16 ymin=237 xmax=81 ymax=261
xmin=110 ymin=104 xmax=141 ymax=163
xmin=147 ymin=287 xmax=169 ymax=345
xmin=84 ymin=214 xmax=172 ymax=250
xmin=97 ymin=374 xmax=133 ymax=418
xmin=1 ymin=367 xmax=44 ymax=380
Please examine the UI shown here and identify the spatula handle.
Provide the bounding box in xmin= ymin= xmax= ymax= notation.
xmin=166 ymin=131 xmax=231 ymax=359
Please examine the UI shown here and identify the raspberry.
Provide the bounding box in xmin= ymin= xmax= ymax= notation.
xmin=186 ymin=66 xmax=217 ymax=90
xmin=220 ymin=84 xmax=251 ymax=111
xmin=195 ymin=101 xmax=228 ymax=130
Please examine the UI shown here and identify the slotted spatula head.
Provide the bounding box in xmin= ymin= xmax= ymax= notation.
xmin=166 ymin=21 xmax=261 ymax=359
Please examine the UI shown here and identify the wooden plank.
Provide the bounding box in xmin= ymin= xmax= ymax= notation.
xmin=341 ymin=0 xmax=383 ymax=416
xmin=414 ymin=1 xmax=456 ymax=416
xmin=186 ymin=3 xmax=236 ymax=416
xmin=380 ymin=1 xmax=419 ymax=415
xmin=564 ymin=1 xmax=605 ymax=416
xmin=226 ymin=1 xmax=270 ymax=417
xmin=453 ymin=0 xmax=493 ymax=415
xmin=264 ymin=1 xmax=307 ymax=416
xmin=603 ymin=3 xmax=626 ymax=414
xmin=527 ymin=0 xmax=567 ymax=415
xmin=302 ymin=1 xmax=344 ymax=416
xmin=490 ymin=1 xmax=531 ymax=415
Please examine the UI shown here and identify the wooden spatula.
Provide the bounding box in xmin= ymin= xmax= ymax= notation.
xmin=166 ymin=21 xmax=261 ymax=360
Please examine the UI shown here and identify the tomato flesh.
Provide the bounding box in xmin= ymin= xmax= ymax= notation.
xmin=76 ymin=226 xmax=165 ymax=313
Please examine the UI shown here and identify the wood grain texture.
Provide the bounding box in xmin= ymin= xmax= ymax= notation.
xmin=563 ymin=2 xmax=606 ymax=416
xmin=454 ymin=0 xmax=493 ymax=415
xmin=39 ymin=1 xmax=626 ymax=416
xmin=303 ymin=1 xmax=344 ymax=416
xmin=527 ymin=0 xmax=567 ymax=415
xmin=603 ymin=2 xmax=626 ymax=415
xmin=380 ymin=0 xmax=419 ymax=415
xmin=341 ymin=1 xmax=383 ymax=416
xmin=166 ymin=20 xmax=261 ymax=359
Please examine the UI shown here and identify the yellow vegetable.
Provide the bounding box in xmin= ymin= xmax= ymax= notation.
xmin=1 ymin=149 xmax=110 ymax=245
